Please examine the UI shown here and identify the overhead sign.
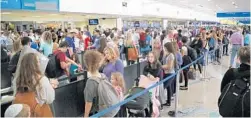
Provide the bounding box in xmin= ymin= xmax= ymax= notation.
xmin=238 ymin=19 xmax=250 ymax=24
xmin=0 ymin=0 xmax=22 ymax=9
xmin=0 ymin=0 xmax=59 ymax=11
xmin=217 ymin=12 xmax=250 ymax=18
xmin=22 ymin=0 xmax=59 ymax=11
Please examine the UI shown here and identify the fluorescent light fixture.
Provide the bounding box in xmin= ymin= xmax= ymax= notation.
xmin=49 ymin=14 xmax=58 ymax=16
xmin=1 ymin=12 xmax=11 ymax=14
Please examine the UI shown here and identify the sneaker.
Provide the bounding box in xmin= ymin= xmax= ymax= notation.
xmin=200 ymin=74 xmax=203 ymax=78
xmin=163 ymin=103 xmax=171 ymax=106
xmin=180 ymin=87 xmax=188 ymax=90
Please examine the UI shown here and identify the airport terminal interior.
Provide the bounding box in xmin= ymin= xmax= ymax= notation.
xmin=1 ymin=0 xmax=250 ymax=117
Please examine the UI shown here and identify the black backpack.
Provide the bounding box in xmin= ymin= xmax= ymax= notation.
xmin=218 ymin=69 xmax=250 ymax=117
xmin=184 ymin=45 xmax=197 ymax=61
xmin=45 ymin=53 xmax=62 ymax=78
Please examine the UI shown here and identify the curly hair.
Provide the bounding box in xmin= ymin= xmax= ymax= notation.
xmin=111 ymin=72 xmax=126 ymax=93
xmin=103 ymin=46 xmax=119 ymax=61
xmin=16 ymin=53 xmax=42 ymax=93
xmin=83 ymin=50 xmax=104 ymax=73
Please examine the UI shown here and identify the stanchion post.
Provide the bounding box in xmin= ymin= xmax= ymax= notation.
xmin=174 ymin=71 xmax=180 ymax=117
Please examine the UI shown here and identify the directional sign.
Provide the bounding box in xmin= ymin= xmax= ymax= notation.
xmin=217 ymin=12 xmax=250 ymax=18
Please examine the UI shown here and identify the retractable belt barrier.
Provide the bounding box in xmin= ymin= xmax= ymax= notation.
xmin=91 ymin=44 xmax=227 ymax=117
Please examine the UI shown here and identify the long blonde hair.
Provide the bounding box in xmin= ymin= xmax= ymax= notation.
xmin=111 ymin=72 xmax=126 ymax=93
xmin=124 ymin=32 xmax=134 ymax=47
xmin=41 ymin=31 xmax=52 ymax=44
xmin=16 ymin=53 xmax=42 ymax=93
xmin=13 ymin=39 xmax=22 ymax=53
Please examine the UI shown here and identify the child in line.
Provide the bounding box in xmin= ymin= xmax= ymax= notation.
xmin=111 ymin=72 xmax=125 ymax=101
xmin=111 ymin=72 xmax=127 ymax=117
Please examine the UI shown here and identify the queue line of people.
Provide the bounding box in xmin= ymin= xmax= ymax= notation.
xmin=2 ymin=25 xmax=250 ymax=117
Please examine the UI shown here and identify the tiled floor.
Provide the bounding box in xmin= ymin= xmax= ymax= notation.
xmin=160 ymin=55 xmax=230 ymax=117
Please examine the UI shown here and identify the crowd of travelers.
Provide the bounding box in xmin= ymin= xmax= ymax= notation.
xmin=1 ymin=25 xmax=250 ymax=117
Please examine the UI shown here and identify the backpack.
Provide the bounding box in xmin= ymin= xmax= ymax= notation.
xmin=184 ymin=45 xmax=197 ymax=61
xmin=208 ymin=38 xmax=215 ymax=48
xmin=45 ymin=52 xmax=61 ymax=78
xmin=13 ymin=92 xmax=53 ymax=117
xmin=8 ymin=50 xmax=21 ymax=73
xmin=90 ymin=74 xmax=120 ymax=117
xmin=218 ymin=69 xmax=250 ymax=117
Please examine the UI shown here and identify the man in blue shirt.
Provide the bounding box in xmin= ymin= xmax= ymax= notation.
xmin=65 ymin=29 xmax=78 ymax=58
xmin=89 ymin=29 xmax=101 ymax=49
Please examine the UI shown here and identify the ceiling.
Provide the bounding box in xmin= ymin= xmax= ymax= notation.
xmin=0 ymin=10 xmax=121 ymax=21
xmin=150 ymin=0 xmax=250 ymax=15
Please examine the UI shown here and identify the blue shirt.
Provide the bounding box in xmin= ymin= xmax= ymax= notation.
xmin=146 ymin=35 xmax=151 ymax=45
xmin=39 ymin=41 xmax=53 ymax=57
xmin=0 ymin=36 xmax=7 ymax=46
xmin=244 ymin=34 xmax=250 ymax=45
xmin=92 ymin=37 xmax=100 ymax=49
xmin=31 ymin=42 xmax=39 ymax=50
xmin=65 ymin=36 xmax=76 ymax=52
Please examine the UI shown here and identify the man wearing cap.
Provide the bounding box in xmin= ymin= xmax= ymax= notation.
xmin=65 ymin=29 xmax=78 ymax=58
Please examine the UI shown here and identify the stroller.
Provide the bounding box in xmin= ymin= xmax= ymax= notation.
xmin=125 ymin=87 xmax=151 ymax=117
xmin=125 ymin=75 xmax=160 ymax=117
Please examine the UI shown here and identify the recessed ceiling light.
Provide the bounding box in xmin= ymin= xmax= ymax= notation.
xmin=235 ymin=6 xmax=238 ymax=8
xmin=208 ymin=0 xmax=211 ymax=1
xmin=1 ymin=12 xmax=11 ymax=14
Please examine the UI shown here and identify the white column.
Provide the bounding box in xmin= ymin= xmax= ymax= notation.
xmin=162 ymin=19 xmax=168 ymax=30
xmin=116 ymin=18 xmax=123 ymax=31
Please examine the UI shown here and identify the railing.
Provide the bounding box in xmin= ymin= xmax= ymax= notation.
xmin=91 ymin=44 xmax=227 ymax=117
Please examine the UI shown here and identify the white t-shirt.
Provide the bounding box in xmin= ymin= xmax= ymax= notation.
xmin=181 ymin=46 xmax=188 ymax=56
xmin=133 ymin=33 xmax=139 ymax=45
xmin=74 ymin=37 xmax=80 ymax=49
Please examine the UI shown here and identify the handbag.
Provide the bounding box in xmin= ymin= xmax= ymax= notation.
xmin=187 ymin=68 xmax=196 ymax=80
xmin=128 ymin=47 xmax=138 ymax=61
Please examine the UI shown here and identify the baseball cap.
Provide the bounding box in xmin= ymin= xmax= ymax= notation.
xmin=70 ymin=29 xmax=78 ymax=34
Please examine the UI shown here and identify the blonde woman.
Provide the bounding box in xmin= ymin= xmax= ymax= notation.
xmin=124 ymin=32 xmax=138 ymax=65
xmin=11 ymin=39 xmax=22 ymax=57
xmin=39 ymin=31 xmax=53 ymax=57
xmin=152 ymin=37 xmax=162 ymax=60
xmin=103 ymin=46 xmax=124 ymax=81
xmin=51 ymin=32 xmax=59 ymax=51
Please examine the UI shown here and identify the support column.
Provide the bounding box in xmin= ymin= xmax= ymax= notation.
xmin=116 ymin=18 xmax=123 ymax=31
xmin=162 ymin=19 xmax=168 ymax=30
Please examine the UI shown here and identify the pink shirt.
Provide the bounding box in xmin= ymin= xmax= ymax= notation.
xmin=114 ymin=86 xmax=124 ymax=101
xmin=230 ymin=32 xmax=244 ymax=46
